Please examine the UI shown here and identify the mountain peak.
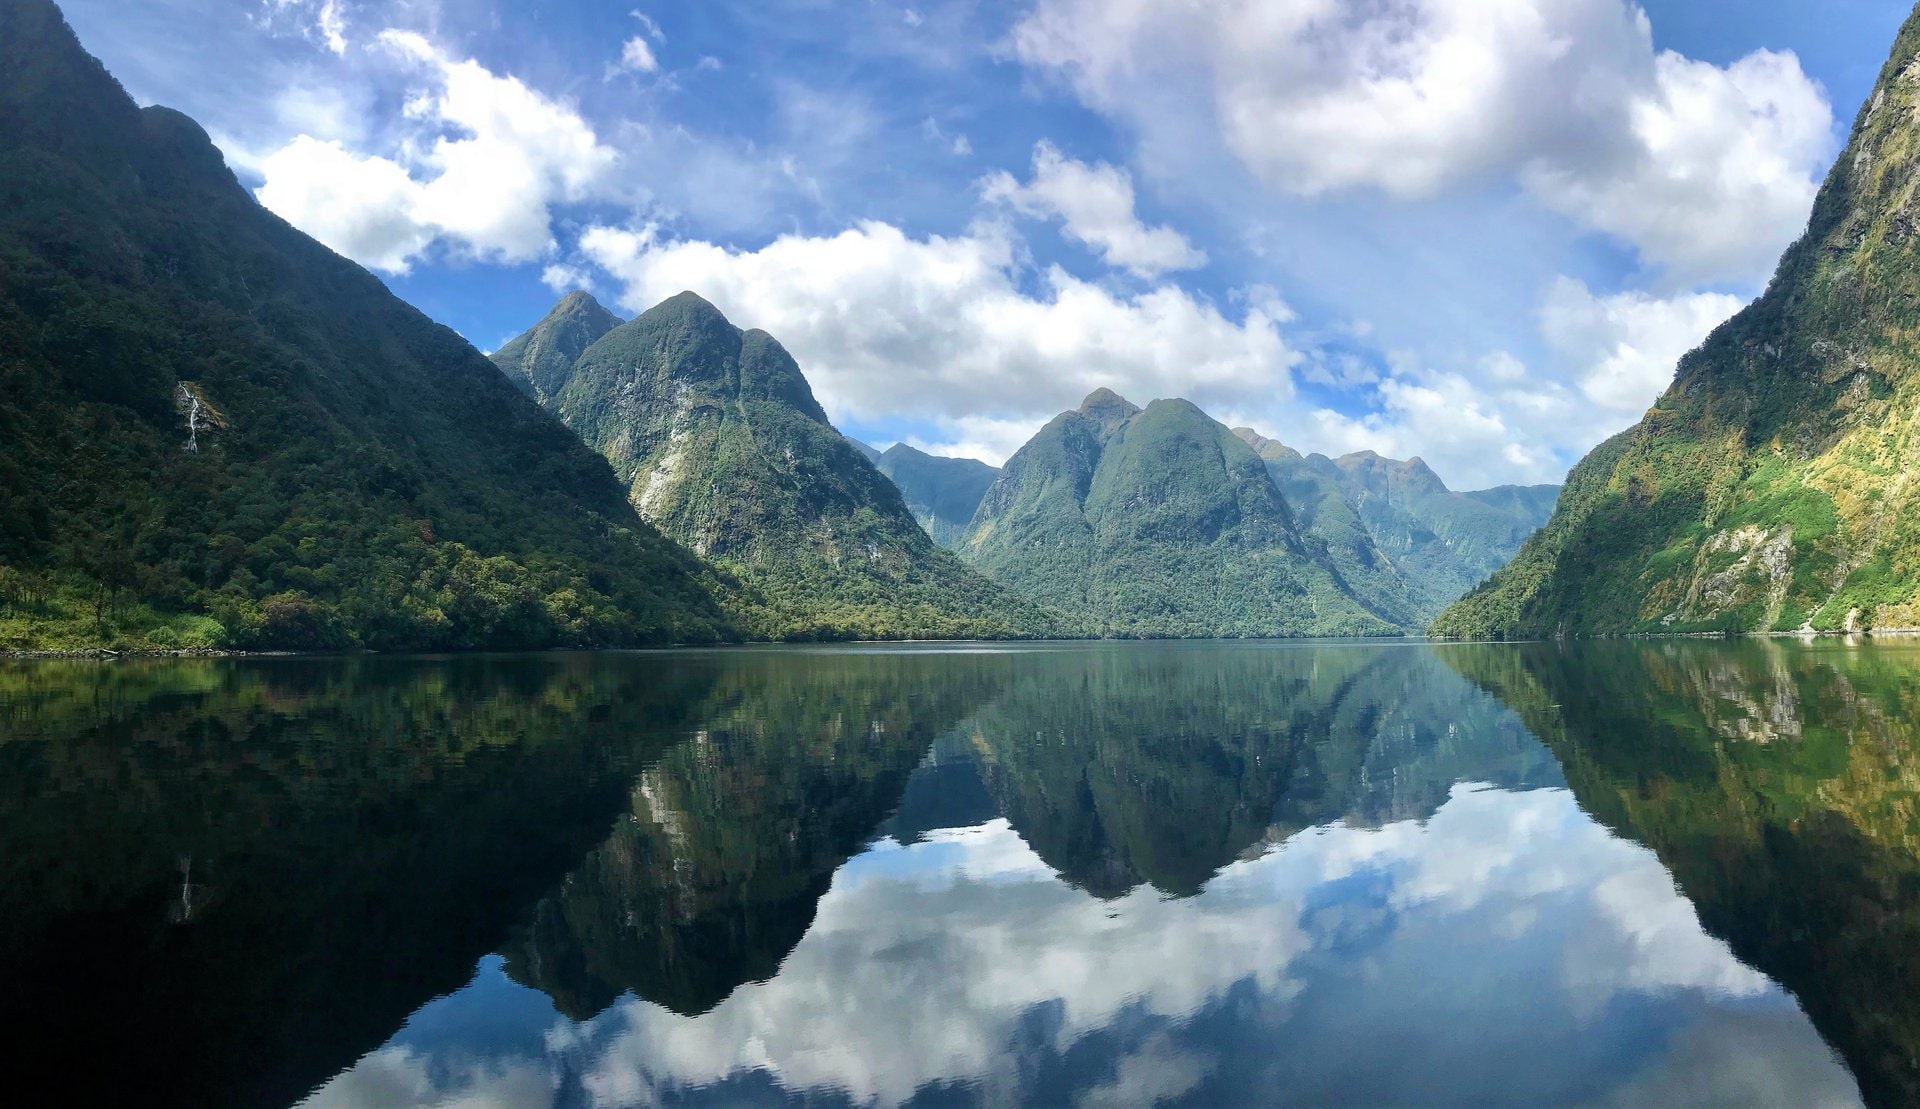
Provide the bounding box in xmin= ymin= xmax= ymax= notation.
xmin=1078 ymin=387 xmax=1139 ymax=414
xmin=541 ymin=289 xmax=620 ymax=327
xmin=1077 ymin=388 xmax=1142 ymax=436
xmin=492 ymin=289 xmax=624 ymax=402
xmin=644 ymin=289 xmax=731 ymax=327
xmin=551 ymin=288 xmax=605 ymax=313
xmin=1231 ymin=426 xmax=1302 ymax=462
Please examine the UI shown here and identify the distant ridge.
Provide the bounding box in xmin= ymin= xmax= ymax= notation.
xmin=962 ymin=391 xmax=1399 ymax=637
xmin=877 ymin=443 xmax=1000 ymax=549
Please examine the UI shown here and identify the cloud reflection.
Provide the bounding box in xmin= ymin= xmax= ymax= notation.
xmin=308 ymin=785 xmax=1858 ymax=1107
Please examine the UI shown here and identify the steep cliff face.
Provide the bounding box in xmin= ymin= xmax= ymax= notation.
xmin=1437 ymin=6 xmax=1920 ymax=638
xmin=963 ymin=391 xmax=1399 ymax=637
xmin=497 ymin=291 xmax=1062 ymax=640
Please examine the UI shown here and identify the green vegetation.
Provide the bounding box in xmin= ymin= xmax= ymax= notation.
xmin=1236 ymin=428 xmax=1557 ymax=626
xmin=960 ymin=390 xmax=1399 ymax=636
xmin=0 ymin=0 xmax=732 ymax=652
xmin=500 ymin=290 xmax=1064 ymax=640
xmin=875 ymin=441 xmax=1000 ymax=548
xmin=489 ymin=288 xmax=621 ymax=404
xmin=1435 ymin=6 xmax=1920 ymax=637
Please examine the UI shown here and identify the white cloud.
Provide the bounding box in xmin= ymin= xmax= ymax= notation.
xmin=252 ymin=31 xmax=619 ymax=273
xmin=1285 ymin=276 xmax=1744 ymax=487
xmin=1010 ymin=0 xmax=1833 ymax=285
xmin=619 ymin=35 xmax=660 ymax=74
xmin=981 ymin=140 xmax=1206 ymax=278
xmin=576 ymin=219 xmax=1295 ymax=463
xmin=631 ymin=10 xmax=665 ymax=42
xmin=1307 ymin=366 xmax=1569 ymax=488
xmin=1540 ymin=277 xmax=1744 ymax=413
xmin=920 ymin=116 xmax=974 ymax=158
xmin=566 ymin=210 xmax=1745 ymax=484
xmin=1526 ymin=50 xmax=1830 ymax=285
xmin=541 ymin=261 xmax=598 ymax=295
xmin=255 ymin=136 xmax=433 ymax=272
xmin=905 ymin=416 xmax=1048 ymax=466
xmin=258 ymin=0 xmax=347 ymax=55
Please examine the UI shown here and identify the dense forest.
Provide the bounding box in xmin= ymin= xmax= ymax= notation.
xmin=0 ymin=0 xmax=731 ymax=652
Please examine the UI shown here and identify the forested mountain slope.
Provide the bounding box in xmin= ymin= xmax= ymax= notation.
xmin=498 ymin=291 xmax=1061 ymax=640
xmin=0 ymin=0 xmax=730 ymax=651
xmin=961 ymin=390 xmax=1399 ymax=637
xmin=1234 ymin=429 xmax=1557 ymax=624
xmin=1436 ymin=4 xmax=1920 ymax=638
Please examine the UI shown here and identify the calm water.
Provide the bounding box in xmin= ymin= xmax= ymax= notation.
xmin=3 ymin=640 xmax=1916 ymax=1106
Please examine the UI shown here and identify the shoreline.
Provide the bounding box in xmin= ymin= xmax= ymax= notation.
xmin=18 ymin=627 xmax=1920 ymax=660
xmin=0 ymin=631 xmax=1434 ymax=660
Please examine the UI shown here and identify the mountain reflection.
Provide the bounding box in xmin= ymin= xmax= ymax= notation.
xmin=500 ymin=651 xmax=1011 ymax=1018
xmin=1443 ymin=638 xmax=1920 ymax=1108
xmin=0 ymin=644 xmax=1877 ymax=1107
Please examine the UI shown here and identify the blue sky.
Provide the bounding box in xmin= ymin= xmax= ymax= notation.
xmin=60 ymin=0 xmax=1914 ymax=488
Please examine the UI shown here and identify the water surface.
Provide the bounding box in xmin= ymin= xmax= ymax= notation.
xmin=3 ymin=640 xmax=1910 ymax=1105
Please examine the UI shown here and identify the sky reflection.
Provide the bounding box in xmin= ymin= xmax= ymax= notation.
xmin=306 ymin=782 xmax=1858 ymax=1108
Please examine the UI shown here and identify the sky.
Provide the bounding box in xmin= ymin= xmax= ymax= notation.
xmin=59 ymin=0 xmax=1916 ymax=489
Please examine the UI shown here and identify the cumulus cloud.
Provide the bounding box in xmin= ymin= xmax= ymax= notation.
xmin=981 ymin=140 xmax=1206 ymax=277
xmin=1524 ymin=50 xmax=1831 ymax=285
xmin=540 ymin=261 xmax=598 ymax=295
xmin=1304 ymin=364 xmax=1570 ymax=488
xmin=903 ymin=416 xmax=1048 ymax=468
xmin=566 ymin=209 xmax=1743 ymax=482
xmin=256 ymin=136 xmax=435 ymax=272
xmin=1010 ymin=0 xmax=1833 ymax=285
xmin=1266 ymin=275 xmax=1743 ymax=487
xmin=1540 ymin=277 xmax=1744 ymax=413
xmin=575 ymin=219 xmax=1296 ymax=462
xmin=253 ymin=30 xmax=618 ymax=273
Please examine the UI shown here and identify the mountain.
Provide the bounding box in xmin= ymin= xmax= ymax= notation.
xmin=0 ymin=0 xmax=731 ymax=652
xmin=489 ymin=289 xmax=620 ymax=404
xmin=844 ymin=436 xmax=884 ymax=466
xmin=498 ymin=290 xmax=1060 ymax=640
xmin=1232 ymin=430 xmax=1558 ymax=624
xmin=1436 ymin=9 xmax=1920 ymax=638
xmin=876 ymin=442 xmax=1000 ymax=548
xmin=1233 ymin=429 xmax=1431 ymax=628
xmin=960 ymin=389 xmax=1399 ymax=637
